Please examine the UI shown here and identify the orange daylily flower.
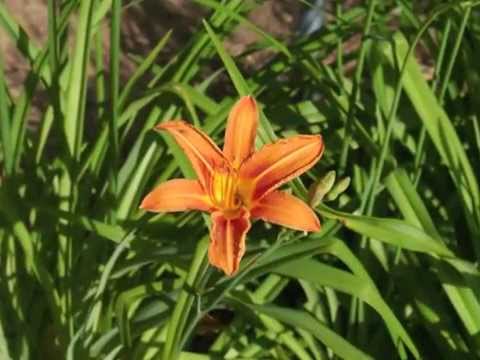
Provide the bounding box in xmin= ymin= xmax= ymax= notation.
xmin=140 ymin=96 xmax=324 ymax=276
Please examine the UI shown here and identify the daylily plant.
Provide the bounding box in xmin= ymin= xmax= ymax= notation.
xmin=141 ymin=96 xmax=324 ymax=276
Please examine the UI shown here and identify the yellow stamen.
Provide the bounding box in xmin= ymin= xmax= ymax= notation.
xmin=210 ymin=167 xmax=241 ymax=210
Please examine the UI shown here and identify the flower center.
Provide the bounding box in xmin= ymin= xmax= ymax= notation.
xmin=210 ymin=167 xmax=242 ymax=211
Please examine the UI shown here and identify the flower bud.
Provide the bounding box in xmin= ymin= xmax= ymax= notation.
xmin=326 ymin=176 xmax=351 ymax=201
xmin=308 ymin=170 xmax=336 ymax=207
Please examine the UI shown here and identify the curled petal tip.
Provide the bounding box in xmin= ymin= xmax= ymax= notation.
xmin=139 ymin=200 xmax=147 ymax=210
xmin=240 ymin=95 xmax=257 ymax=111
xmin=139 ymin=195 xmax=153 ymax=210
xmin=242 ymin=95 xmax=256 ymax=105
xmin=154 ymin=120 xmax=185 ymax=131
xmin=310 ymin=218 xmax=321 ymax=232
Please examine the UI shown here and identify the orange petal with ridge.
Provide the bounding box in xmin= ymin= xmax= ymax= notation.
xmin=223 ymin=96 xmax=259 ymax=169
xmin=251 ymin=191 xmax=320 ymax=232
xmin=239 ymin=134 xmax=324 ymax=201
xmin=156 ymin=121 xmax=226 ymax=188
xmin=209 ymin=208 xmax=251 ymax=276
xmin=140 ymin=179 xmax=212 ymax=212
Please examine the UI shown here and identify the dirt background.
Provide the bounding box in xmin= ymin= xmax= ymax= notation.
xmin=1 ymin=0 xmax=380 ymax=128
xmin=1 ymin=0 xmax=307 ymax=96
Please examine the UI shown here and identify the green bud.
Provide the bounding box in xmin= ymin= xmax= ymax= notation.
xmin=308 ymin=170 xmax=336 ymax=207
xmin=326 ymin=176 xmax=351 ymax=201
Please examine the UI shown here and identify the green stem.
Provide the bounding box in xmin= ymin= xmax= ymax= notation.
xmin=109 ymin=0 xmax=121 ymax=210
xmin=338 ymin=0 xmax=377 ymax=174
xmin=162 ymin=236 xmax=210 ymax=360
xmin=413 ymin=18 xmax=452 ymax=186
xmin=364 ymin=2 xmax=474 ymax=216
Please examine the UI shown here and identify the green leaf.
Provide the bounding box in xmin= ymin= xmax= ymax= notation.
xmin=381 ymin=32 xmax=480 ymax=244
xmin=119 ymin=30 xmax=172 ymax=108
xmin=251 ymin=303 xmax=373 ymax=360
xmin=64 ymin=0 xmax=95 ymax=158
xmin=0 ymin=52 xmax=12 ymax=175
xmin=318 ymin=204 xmax=454 ymax=257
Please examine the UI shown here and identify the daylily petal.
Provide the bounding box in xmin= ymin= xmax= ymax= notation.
xmin=239 ymin=134 xmax=324 ymax=201
xmin=156 ymin=121 xmax=226 ymax=188
xmin=250 ymin=191 xmax=320 ymax=232
xmin=223 ymin=96 xmax=259 ymax=169
xmin=140 ymin=179 xmax=212 ymax=212
xmin=209 ymin=208 xmax=251 ymax=276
